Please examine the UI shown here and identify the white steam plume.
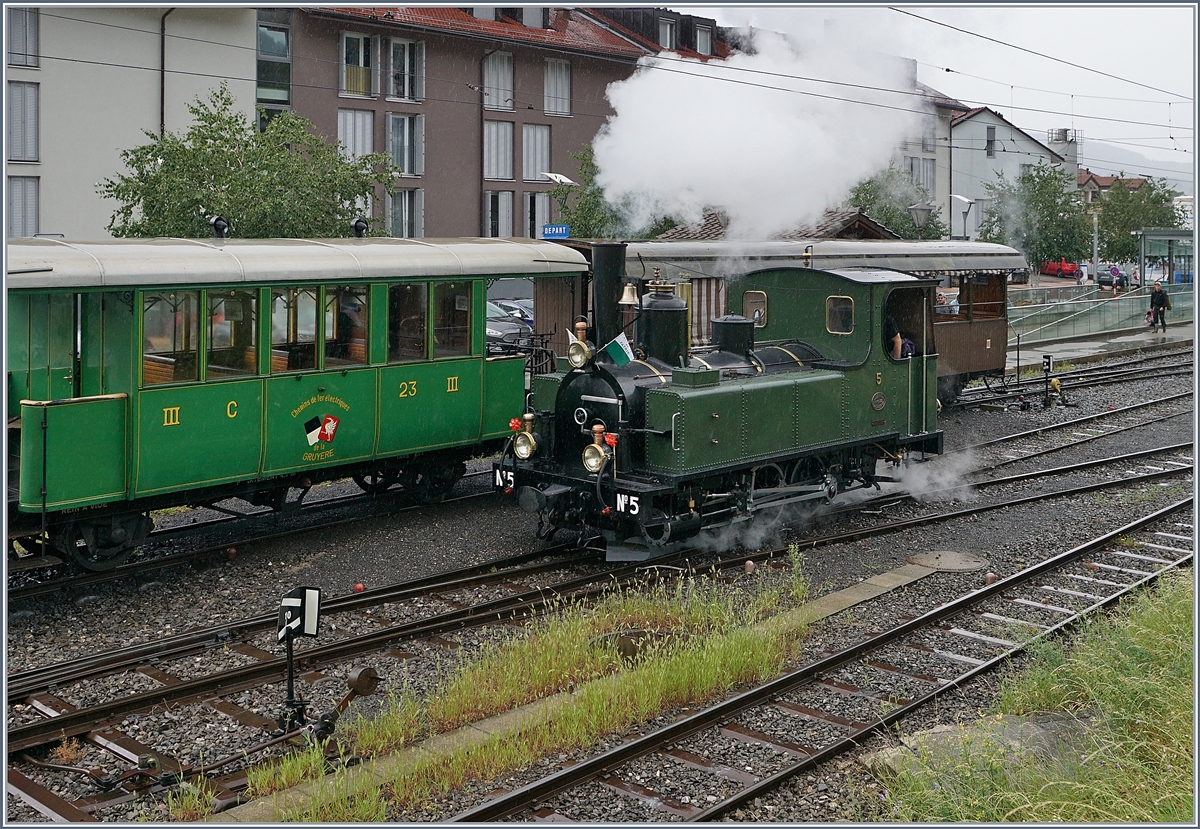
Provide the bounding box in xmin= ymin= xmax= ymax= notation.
xmin=593 ymin=27 xmax=926 ymax=239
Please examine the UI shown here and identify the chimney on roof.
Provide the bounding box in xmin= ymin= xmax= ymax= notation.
xmin=471 ymin=7 xmax=497 ymax=22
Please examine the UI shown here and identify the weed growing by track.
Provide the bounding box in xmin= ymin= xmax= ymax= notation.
xmin=875 ymin=572 xmax=1194 ymax=822
xmin=245 ymin=548 xmax=815 ymax=821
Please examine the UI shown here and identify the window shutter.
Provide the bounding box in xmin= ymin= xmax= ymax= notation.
xmin=413 ymin=189 xmax=424 ymax=238
xmin=498 ymin=191 xmax=512 ymax=237
xmin=522 ymin=193 xmax=532 ymax=238
xmin=24 ymin=83 xmax=37 ymax=161
xmin=10 ymin=9 xmax=26 ymax=65
xmin=536 ymin=192 xmax=550 ymax=237
xmin=413 ymin=42 xmax=425 ymax=100
xmin=482 ymin=192 xmax=491 ymax=236
xmin=413 ymin=114 xmax=425 ymax=175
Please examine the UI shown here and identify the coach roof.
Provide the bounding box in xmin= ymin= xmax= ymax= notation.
xmin=5 ymin=237 xmax=589 ymax=289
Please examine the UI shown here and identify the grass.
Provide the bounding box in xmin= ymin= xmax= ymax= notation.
xmin=252 ymin=549 xmax=815 ymax=821
xmin=873 ymin=572 xmax=1194 ymax=823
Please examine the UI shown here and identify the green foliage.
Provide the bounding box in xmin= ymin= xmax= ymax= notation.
xmin=977 ymin=162 xmax=1090 ymax=267
xmin=549 ymin=145 xmax=676 ymax=239
xmin=98 ymin=84 xmax=401 ymax=239
xmin=847 ymin=162 xmax=949 ymax=240
xmin=1098 ymin=176 xmax=1183 ymax=263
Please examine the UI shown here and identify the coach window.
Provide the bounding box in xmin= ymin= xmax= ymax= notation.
xmin=388 ymin=282 xmax=427 ymax=362
xmin=142 ymin=291 xmax=199 ymax=385
xmin=826 ymin=296 xmax=854 ymax=334
xmin=325 ymin=285 xmax=369 ymax=365
xmin=743 ymin=291 xmax=767 ymax=328
xmin=433 ymin=282 xmax=471 ymax=358
xmin=271 ymin=287 xmax=317 ymax=371
xmin=207 ymin=290 xmax=258 ymax=378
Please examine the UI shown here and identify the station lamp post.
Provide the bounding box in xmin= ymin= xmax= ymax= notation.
xmin=907 ymin=202 xmax=934 ymax=241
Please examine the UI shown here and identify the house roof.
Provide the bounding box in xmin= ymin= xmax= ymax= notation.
xmin=917 ymin=81 xmax=969 ymax=113
xmin=656 ymin=208 xmax=902 ymax=241
xmin=578 ymin=8 xmax=734 ymax=60
xmin=951 ymin=106 xmax=1064 ymax=162
xmin=309 ymin=7 xmax=650 ymax=60
xmin=1077 ymin=167 xmax=1146 ymax=190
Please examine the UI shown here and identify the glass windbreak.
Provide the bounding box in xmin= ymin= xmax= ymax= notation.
xmin=325 ymin=285 xmax=369 ymax=365
xmin=388 ymin=283 xmax=427 ymax=362
xmin=271 ymin=287 xmax=317 ymax=371
xmin=826 ymin=296 xmax=854 ymax=333
xmin=142 ymin=291 xmax=199 ymax=385
xmin=433 ymin=282 xmax=471 ymax=358
xmin=207 ymin=290 xmax=258 ymax=377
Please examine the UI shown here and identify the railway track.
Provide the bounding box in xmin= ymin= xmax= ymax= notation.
xmin=450 ymin=498 xmax=1193 ymax=822
xmin=6 ymin=446 xmax=1192 ymax=820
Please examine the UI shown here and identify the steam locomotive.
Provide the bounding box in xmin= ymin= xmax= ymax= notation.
xmin=496 ymin=241 xmax=943 ymax=560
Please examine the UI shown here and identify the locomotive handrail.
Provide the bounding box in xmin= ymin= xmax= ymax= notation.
xmin=20 ymin=393 xmax=128 ymax=408
xmin=671 ymin=413 xmax=681 ymax=451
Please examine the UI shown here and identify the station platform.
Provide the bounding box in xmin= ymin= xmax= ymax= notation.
xmin=1005 ymin=321 xmax=1194 ymax=373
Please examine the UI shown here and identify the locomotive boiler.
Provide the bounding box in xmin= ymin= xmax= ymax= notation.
xmin=496 ymin=241 xmax=943 ymax=560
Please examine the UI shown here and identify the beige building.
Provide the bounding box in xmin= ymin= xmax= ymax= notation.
xmin=5 ymin=6 xmax=256 ymax=239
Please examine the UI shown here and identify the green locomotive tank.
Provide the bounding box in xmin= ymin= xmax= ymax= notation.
xmin=7 ymin=236 xmax=587 ymax=570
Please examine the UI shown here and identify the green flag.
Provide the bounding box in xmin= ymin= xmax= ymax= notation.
xmin=602 ymin=332 xmax=634 ymax=366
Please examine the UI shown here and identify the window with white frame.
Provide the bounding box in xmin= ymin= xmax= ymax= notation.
xmin=483 ymin=191 xmax=513 ymax=237
xmin=7 ymin=7 xmax=38 ymax=66
xmin=388 ymin=113 xmax=424 ymax=176
xmin=8 ymin=81 xmax=37 ymax=161
xmin=389 ymin=38 xmax=424 ymax=100
xmin=7 ymin=176 xmax=38 ymax=237
xmin=695 ymin=25 xmax=712 ymax=55
xmin=522 ymin=124 xmax=550 ymax=182
xmin=544 ymin=58 xmax=570 ymax=115
xmin=341 ymin=32 xmax=374 ymax=96
xmin=483 ymin=51 xmax=513 ymax=110
xmin=483 ymin=120 xmax=513 ymax=180
xmin=922 ymin=117 xmax=936 ymax=153
xmin=903 ymin=156 xmax=934 ymax=196
xmin=658 ymin=18 xmax=675 ymax=49
xmin=986 ymin=125 xmax=996 ymax=158
xmin=1019 ymin=163 xmax=1033 ymax=178
xmin=523 ymin=191 xmax=551 ymax=238
xmin=389 ymin=189 xmax=424 ymax=238
xmin=338 ymin=109 xmax=373 ymax=158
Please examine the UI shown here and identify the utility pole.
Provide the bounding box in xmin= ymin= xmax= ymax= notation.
xmin=1091 ymin=210 xmax=1099 ymax=282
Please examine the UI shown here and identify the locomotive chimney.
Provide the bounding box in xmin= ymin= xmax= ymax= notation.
xmin=589 ymin=242 xmax=627 ymax=347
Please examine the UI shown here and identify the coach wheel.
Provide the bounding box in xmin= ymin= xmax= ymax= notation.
xmin=353 ymin=467 xmax=400 ymax=495
xmin=415 ymin=461 xmax=464 ymax=504
xmin=64 ymin=513 xmax=154 ymax=572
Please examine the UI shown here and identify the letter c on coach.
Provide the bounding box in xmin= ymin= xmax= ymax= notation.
xmin=227 ymin=401 xmax=238 ymax=418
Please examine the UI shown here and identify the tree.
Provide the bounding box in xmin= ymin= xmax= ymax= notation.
xmin=548 ymin=146 xmax=675 ymax=239
xmin=1097 ymin=175 xmax=1183 ymax=263
xmin=976 ymin=162 xmax=1089 ymax=268
xmin=99 ymin=84 xmax=401 ymax=238
xmin=847 ymin=162 xmax=948 ymax=240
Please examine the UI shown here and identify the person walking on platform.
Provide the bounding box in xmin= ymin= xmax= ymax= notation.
xmin=1149 ymin=281 xmax=1170 ymax=332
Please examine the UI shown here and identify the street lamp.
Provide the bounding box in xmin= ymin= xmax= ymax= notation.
xmin=950 ymin=194 xmax=974 ymax=240
xmin=907 ymin=202 xmax=934 ymax=240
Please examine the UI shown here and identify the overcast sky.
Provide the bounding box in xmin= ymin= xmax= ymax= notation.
xmin=687 ymin=4 xmax=1195 ymax=183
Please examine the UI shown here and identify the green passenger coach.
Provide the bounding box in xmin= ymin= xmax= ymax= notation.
xmin=6 ymin=237 xmax=587 ymax=570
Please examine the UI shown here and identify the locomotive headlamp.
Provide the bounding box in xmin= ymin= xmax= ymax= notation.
xmin=567 ymin=339 xmax=592 ymax=368
xmin=582 ymin=443 xmax=607 ymax=474
xmin=582 ymin=423 xmax=608 ymax=473
xmin=568 ymin=319 xmax=592 ymax=368
xmin=513 ymin=413 xmax=538 ymax=459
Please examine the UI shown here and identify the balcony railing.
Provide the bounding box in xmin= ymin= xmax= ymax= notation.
xmin=344 ymin=65 xmax=371 ymax=96
xmin=1007 ymin=285 xmax=1192 ymax=346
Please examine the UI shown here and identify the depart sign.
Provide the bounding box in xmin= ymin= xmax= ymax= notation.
xmin=542 ymin=224 xmax=570 ymax=239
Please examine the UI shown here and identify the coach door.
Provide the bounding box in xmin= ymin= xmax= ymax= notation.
xmin=9 ymin=292 xmax=80 ymax=403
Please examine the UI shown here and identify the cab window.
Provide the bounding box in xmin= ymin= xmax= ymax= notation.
xmin=271 ymin=287 xmax=318 ymax=371
xmin=207 ymin=290 xmax=258 ymax=377
xmin=388 ymin=283 xmax=428 ymax=362
xmin=743 ymin=291 xmax=767 ymax=327
xmin=325 ymin=285 xmax=369 ymax=366
xmin=433 ymin=282 xmax=471 ymax=358
xmin=826 ymin=296 xmax=853 ymax=334
xmin=142 ymin=291 xmax=199 ymax=385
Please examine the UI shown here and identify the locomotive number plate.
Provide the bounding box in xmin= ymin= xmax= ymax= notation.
xmin=495 ymin=469 xmax=515 ymax=488
xmin=871 ymin=392 xmax=886 ymax=410
xmin=615 ymin=492 xmax=641 ymax=515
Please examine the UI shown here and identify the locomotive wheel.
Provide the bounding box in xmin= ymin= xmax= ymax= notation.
xmin=352 ymin=467 xmax=400 ymax=495
xmin=415 ymin=461 xmax=464 ymax=504
xmin=63 ymin=513 xmax=154 ymax=572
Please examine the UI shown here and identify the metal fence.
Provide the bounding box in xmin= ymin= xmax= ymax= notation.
xmin=1006 ymin=284 xmax=1193 ymax=346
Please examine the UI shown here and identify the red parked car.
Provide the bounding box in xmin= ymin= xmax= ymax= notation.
xmin=1040 ymin=258 xmax=1080 ymax=277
